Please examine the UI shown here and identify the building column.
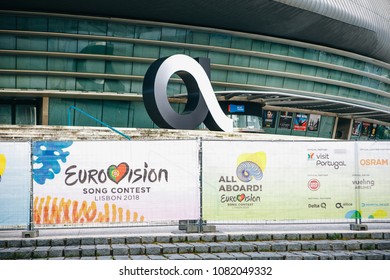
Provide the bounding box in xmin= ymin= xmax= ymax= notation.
xmin=41 ymin=97 xmax=49 ymax=125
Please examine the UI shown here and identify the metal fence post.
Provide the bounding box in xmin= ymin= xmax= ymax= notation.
xmin=350 ymin=140 xmax=368 ymax=231
xmin=22 ymin=141 xmax=39 ymax=238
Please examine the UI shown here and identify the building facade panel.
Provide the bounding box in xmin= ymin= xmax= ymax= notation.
xmin=1 ymin=10 xmax=390 ymax=139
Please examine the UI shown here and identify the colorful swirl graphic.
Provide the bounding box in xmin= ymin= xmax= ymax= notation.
xmin=236 ymin=161 xmax=263 ymax=182
xmin=236 ymin=152 xmax=266 ymax=182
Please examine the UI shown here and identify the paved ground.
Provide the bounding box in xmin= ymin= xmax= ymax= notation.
xmin=1 ymin=221 xmax=390 ymax=239
xmin=2 ymin=222 xmax=390 ymax=260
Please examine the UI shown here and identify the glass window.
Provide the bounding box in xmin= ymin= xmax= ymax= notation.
xmin=270 ymin=43 xmax=289 ymax=56
xmin=17 ymin=76 xmax=46 ymax=89
xmin=0 ymin=75 xmax=15 ymax=88
xmin=229 ymin=54 xmax=250 ymax=67
xmin=229 ymin=115 xmax=262 ymax=129
xmin=0 ymin=104 xmax=12 ymax=124
xmin=111 ymin=42 xmax=134 ymax=56
xmin=15 ymin=104 xmax=36 ymax=125
xmin=247 ymin=115 xmax=262 ymax=129
xmin=48 ymin=17 xmax=78 ymax=34
xmin=0 ymin=55 xmax=16 ymax=69
xmin=48 ymin=38 xmax=77 ymax=53
xmin=0 ymin=15 xmax=16 ymax=29
xmin=135 ymin=26 xmax=161 ymax=40
xmin=285 ymin=62 xmax=301 ymax=74
xmin=230 ymin=115 xmax=245 ymax=128
xmin=187 ymin=31 xmax=210 ymax=45
xmin=231 ymin=37 xmax=252 ymax=50
xmin=162 ymin=27 xmax=187 ymax=42
xmin=78 ymin=20 xmax=107 ymax=35
xmin=17 ymin=37 xmax=47 ymax=51
xmin=251 ymin=40 xmax=271 ymax=53
xmin=303 ymin=49 xmax=319 ymax=61
xmin=107 ymin=22 xmax=134 ymax=38
xmin=17 ymin=16 xmax=47 ymax=31
xmin=47 ymin=77 xmax=76 ymax=90
xmin=48 ymin=58 xmax=75 ymax=72
xmin=17 ymin=56 xmax=47 ymax=71
xmin=210 ymin=34 xmax=231 ymax=48
xmin=288 ymin=46 xmax=304 ymax=58
xmin=0 ymin=35 xmax=16 ymax=49
xmin=267 ymin=59 xmax=286 ymax=72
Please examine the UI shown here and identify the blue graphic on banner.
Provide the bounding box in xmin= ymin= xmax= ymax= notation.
xmin=32 ymin=141 xmax=73 ymax=185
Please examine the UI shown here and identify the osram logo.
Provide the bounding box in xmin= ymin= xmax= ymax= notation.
xmin=360 ymin=159 xmax=389 ymax=166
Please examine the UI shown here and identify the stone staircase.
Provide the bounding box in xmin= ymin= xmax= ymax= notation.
xmin=1 ymin=230 xmax=390 ymax=260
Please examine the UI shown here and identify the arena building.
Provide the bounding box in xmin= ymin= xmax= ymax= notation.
xmin=1 ymin=0 xmax=390 ymax=140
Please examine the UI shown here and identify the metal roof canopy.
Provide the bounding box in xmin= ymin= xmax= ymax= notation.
xmin=214 ymin=90 xmax=390 ymax=125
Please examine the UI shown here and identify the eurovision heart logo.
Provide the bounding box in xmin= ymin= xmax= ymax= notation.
xmin=107 ymin=163 xmax=129 ymax=184
xmin=237 ymin=194 xmax=245 ymax=202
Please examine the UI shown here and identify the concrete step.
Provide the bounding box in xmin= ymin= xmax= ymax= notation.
xmin=1 ymin=231 xmax=390 ymax=260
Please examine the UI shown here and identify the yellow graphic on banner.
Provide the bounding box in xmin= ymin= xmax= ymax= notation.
xmin=0 ymin=154 xmax=6 ymax=182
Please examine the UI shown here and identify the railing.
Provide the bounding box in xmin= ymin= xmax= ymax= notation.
xmin=67 ymin=105 xmax=131 ymax=140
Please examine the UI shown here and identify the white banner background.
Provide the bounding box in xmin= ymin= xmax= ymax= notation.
xmin=33 ymin=140 xmax=200 ymax=226
xmin=202 ymin=140 xmax=390 ymax=221
xmin=0 ymin=142 xmax=31 ymax=228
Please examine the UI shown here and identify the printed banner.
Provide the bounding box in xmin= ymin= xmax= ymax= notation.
xmin=202 ymin=141 xmax=368 ymax=221
xmin=32 ymin=140 xmax=200 ymax=226
xmin=0 ymin=142 xmax=31 ymax=228
xmin=356 ymin=142 xmax=390 ymax=219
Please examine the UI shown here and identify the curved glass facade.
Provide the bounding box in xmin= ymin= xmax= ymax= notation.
xmin=1 ymin=12 xmax=390 ymax=139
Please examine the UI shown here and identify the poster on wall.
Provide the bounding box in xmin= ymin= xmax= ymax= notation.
xmin=308 ymin=114 xmax=321 ymax=131
xmin=32 ymin=140 xmax=200 ymax=226
xmin=369 ymin=124 xmax=378 ymax=139
xmin=202 ymin=140 xmax=360 ymax=221
xmin=0 ymin=142 xmax=31 ymax=228
xmin=352 ymin=121 xmax=362 ymax=136
xmin=262 ymin=110 xmax=276 ymax=128
xmin=293 ymin=113 xmax=308 ymax=131
xmin=361 ymin=122 xmax=371 ymax=136
xmin=278 ymin=112 xmax=293 ymax=129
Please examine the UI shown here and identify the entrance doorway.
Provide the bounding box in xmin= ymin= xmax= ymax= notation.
xmin=0 ymin=98 xmax=41 ymax=125
xmin=334 ymin=118 xmax=351 ymax=139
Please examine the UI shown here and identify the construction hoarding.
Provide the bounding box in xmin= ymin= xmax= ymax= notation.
xmin=202 ymin=141 xmax=390 ymax=221
xmin=32 ymin=140 xmax=200 ymax=226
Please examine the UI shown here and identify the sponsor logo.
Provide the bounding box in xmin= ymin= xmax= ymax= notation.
xmin=307 ymin=152 xmax=347 ymax=169
xmin=308 ymin=202 xmax=327 ymax=209
xmin=359 ymin=159 xmax=389 ymax=166
xmin=307 ymin=179 xmax=320 ymax=191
